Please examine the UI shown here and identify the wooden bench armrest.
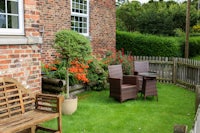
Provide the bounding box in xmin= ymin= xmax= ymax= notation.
xmin=36 ymin=93 xmax=64 ymax=113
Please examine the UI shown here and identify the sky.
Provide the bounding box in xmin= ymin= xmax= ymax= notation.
xmin=134 ymin=0 xmax=187 ymax=4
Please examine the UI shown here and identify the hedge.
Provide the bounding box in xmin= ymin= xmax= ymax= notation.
xmin=116 ymin=31 xmax=181 ymax=57
xmin=180 ymin=36 xmax=200 ymax=57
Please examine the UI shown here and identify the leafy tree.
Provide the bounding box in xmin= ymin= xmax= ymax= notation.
xmin=116 ymin=0 xmax=199 ymax=36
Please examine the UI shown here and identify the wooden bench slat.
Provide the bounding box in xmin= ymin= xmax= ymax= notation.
xmin=23 ymin=100 xmax=35 ymax=105
xmin=0 ymin=101 xmax=7 ymax=106
xmin=8 ymin=99 xmax=20 ymax=104
xmin=36 ymin=98 xmax=57 ymax=104
xmin=0 ymin=108 xmax=8 ymax=113
xmin=7 ymin=93 xmax=20 ymax=98
xmin=10 ymin=108 xmax=22 ymax=114
xmin=0 ymin=110 xmax=59 ymax=133
xmin=7 ymin=103 xmax=21 ymax=109
xmin=0 ymin=112 xmax=9 ymax=118
xmin=0 ymin=96 xmax=6 ymax=100
xmin=0 ymin=83 xmax=17 ymax=89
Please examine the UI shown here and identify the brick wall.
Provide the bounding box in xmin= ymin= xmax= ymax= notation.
xmin=39 ymin=0 xmax=71 ymax=63
xmin=40 ymin=0 xmax=116 ymax=62
xmin=0 ymin=45 xmax=41 ymax=93
xmin=0 ymin=0 xmax=42 ymax=93
xmin=90 ymin=0 xmax=116 ymax=57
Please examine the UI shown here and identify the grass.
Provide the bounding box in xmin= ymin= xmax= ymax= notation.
xmin=38 ymin=83 xmax=195 ymax=133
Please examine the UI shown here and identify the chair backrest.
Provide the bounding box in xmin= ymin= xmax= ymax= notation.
xmin=134 ymin=61 xmax=149 ymax=73
xmin=108 ymin=64 xmax=123 ymax=79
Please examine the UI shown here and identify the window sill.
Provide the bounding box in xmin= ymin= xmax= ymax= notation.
xmin=0 ymin=36 xmax=43 ymax=45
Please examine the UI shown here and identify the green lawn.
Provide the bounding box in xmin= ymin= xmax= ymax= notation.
xmin=38 ymin=83 xmax=195 ymax=133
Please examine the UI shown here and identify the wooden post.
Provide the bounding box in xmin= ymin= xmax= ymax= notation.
xmin=174 ymin=125 xmax=187 ymax=133
xmin=195 ymin=85 xmax=200 ymax=113
xmin=185 ymin=0 xmax=191 ymax=58
xmin=172 ymin=58 xmax=177 ymax=84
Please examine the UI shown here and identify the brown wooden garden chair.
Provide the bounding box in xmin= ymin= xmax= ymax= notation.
xmin=134 ymin=61 xmax=158 ymax=101
xmin=108 ymin=64 xmax=139 ymax=102
xmin=133 ymin=61 xmax=151 ymax=92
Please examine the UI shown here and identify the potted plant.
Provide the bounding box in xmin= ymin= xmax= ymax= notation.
xmin=54 ymin=30 xmax=92 ymax=115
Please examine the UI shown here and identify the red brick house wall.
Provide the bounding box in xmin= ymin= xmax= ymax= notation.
xmin=40 ymin=0 xmax=116 ymax=62
xmin=90 ymin=0 xmax=116 ymax=57
xmin=0 ymin=0 xmax=116 ymax=93
xmin=0 ymin=0 xmax=41 ymax=93
xmin=39 ymin=0 xmax=71 ymax=63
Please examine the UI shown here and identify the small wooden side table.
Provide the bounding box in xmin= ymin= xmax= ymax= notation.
xmin=139 ymin=72 xmax=158 ymax=101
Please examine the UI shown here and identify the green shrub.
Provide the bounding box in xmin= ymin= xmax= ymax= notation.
xmin=102 ymin=50 xmax=134 ymax=75
xmin=180 ymin=36 xmax=200 ymax=57
xmin=86 ymin=57 xmax=109 ymax=91
xmin=116 ymin=31 xmax=181 ymax=57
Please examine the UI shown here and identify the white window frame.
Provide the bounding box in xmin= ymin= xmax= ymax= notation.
xmin=0 ymin=0 xmax=24 ymax=35
xmin=71 ymin=0 xmax=89 ymax=36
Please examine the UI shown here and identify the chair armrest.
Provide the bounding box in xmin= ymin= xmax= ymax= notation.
xmin=108 ymin=78 xmax=122 ymax=88
xmin=134 ymin=71 xmax=139 ymax=75
xmin=123 ymin=75 xmax=137 ymax=85
xmin=35 ymin=93 xmax=64 ymax=113
xmin=148 ymin=71 xmax=157 ymax=74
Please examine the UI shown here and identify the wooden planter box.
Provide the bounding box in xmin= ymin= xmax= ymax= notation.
xmin=42 ymin=77 xmax=85 ymax=95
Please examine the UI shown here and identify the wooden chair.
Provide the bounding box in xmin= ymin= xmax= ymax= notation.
xmin=133 ymin=61 xmax=150 ymax=92
xmin=134 ymin=61 xmax=158 ymax=101
xmin=108 ymin=64 xmax=138 ymax=102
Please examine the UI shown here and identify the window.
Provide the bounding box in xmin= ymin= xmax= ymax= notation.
xmin=0 ymin=0 xmax=24 ymax=35
xmin=71 ymin=0 xmax=89 ymax=36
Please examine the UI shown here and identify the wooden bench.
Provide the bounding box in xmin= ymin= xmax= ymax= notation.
xmin=0 ymin=77 xmax=64 ymax=133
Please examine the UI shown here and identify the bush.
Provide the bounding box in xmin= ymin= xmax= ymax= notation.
xmin=43 ymin=30 xmax=109 ymax=92
xmin=116 ymin=31 xmax=181 ymax=57
xmin=86 ymin=57 xmax=109 ymax=91
xmin=180 ymin=36 xmax=200 ymax=57
xmin=102 ymin=49 xmax=134 ymax=75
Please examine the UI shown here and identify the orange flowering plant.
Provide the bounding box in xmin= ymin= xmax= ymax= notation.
xmin=42 ymin=58 xmax=90 ymax=85
xmin=68 ymin=59 xmax=90 ymax=84
xmin=53 ymin=30 xmax=92 ymax=98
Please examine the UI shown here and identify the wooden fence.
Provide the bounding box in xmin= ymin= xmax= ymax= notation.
xmin=134 ymin=56 xmax=200 ymax=91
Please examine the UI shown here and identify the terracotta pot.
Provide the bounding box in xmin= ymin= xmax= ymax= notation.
xmin=62 ymin=96 xmax=78 ymax=115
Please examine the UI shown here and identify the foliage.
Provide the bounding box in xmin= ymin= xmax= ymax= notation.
xmin=86 ymin=57 xmax=109 ymax=91
xmin=180 ymin=36 xmax=200 ymax=57
xmin=192 ymin=24 xmax=200 ymax=33
xmin=102 ymin=49 xmax=134 ymax=75
xmin=116 ymin=1 xmax=199 ymax=36
xmin=174 ymin=28 xmax=185 ymax=37
xmin=116 ymin=31 xmax=181 ymax=57
xmin=54 ymin=30 xmax=92 ymax=98
xmin=42 ymin=59 xmax=88 ymax=86
xmin=54 ymin=30 xmax=91 ymax=62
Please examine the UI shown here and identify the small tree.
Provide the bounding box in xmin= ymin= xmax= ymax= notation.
xmin=54 ymin=30 xmax=92 ymax=98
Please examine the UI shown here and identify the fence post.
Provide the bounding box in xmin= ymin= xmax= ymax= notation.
xmin=172 ymin=58 xmax=177 ymax=84
xmin=195 ymin=85 xmax=200 ymax=113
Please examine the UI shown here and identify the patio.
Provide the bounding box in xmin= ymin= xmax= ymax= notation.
xmin=38 ymin=83 xmax=195 ymax=133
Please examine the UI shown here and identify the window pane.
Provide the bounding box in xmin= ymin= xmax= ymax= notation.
xmin=0 ymin=15 xmax=6 ymax=28
xmin=71 ymin=0 xmax=88 ymax=35
xmin=0 ymin=1 xmax=5 ymax=13
xmin=83 ymin=28 xmax=86 ymax=33
xmin=8 ymin=15 xmax=19 ymax=28
xmin=7 ymin=1 xmax=18 ymax=14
